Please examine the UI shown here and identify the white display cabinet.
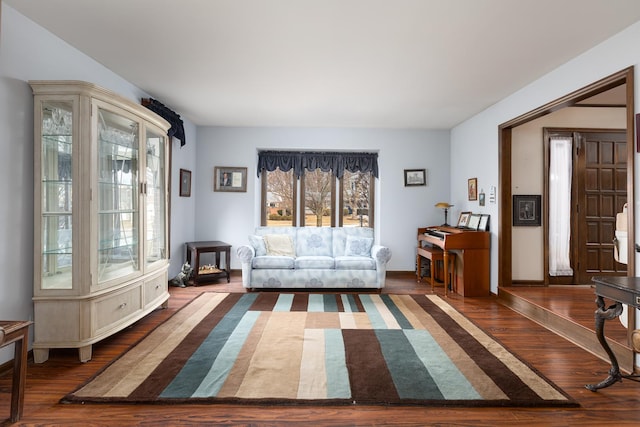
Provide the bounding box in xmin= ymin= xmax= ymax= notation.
xmin=31 ymin=81 xmax=170 ymax=362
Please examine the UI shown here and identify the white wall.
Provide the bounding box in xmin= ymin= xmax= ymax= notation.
xmin=168 ymin=127 xmax=198 ymax=278
xmin=451 ymin=20 xmax=640 ymax=294
xmin=192 ymin=127 xmax=451 ymax=272
xmin=0 ymin=5 xmax=197 ymax=364
xmin=511 ymin=107 xmax=626 ymax=281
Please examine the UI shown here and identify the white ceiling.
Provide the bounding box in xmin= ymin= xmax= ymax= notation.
xmin=6 ymin=0 xmax=640 ymax=129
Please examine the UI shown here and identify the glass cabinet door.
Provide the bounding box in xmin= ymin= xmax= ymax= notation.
xmin=97 ymin=108 xmax=140 ymax=283
xmin=144 ymin=128 xmax=166 ymax=266
xmin=40 ymin=101 xmax=74 ymax=289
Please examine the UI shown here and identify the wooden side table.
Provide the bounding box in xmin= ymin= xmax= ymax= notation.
xmin=0 ymin=320 xmax=32 ymax=422
xmin=186 ymin=241 xmax=232 ymax=285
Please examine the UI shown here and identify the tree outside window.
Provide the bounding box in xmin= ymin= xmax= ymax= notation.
xmin=262 ymin=167 xmax=374 ymax=228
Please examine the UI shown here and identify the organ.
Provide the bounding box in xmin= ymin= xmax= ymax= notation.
xmin=417 ymin=226 xmax=491 ymax=296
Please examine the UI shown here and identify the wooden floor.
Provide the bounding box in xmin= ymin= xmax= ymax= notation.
xmin=2 ymin=272 xmax=640 ymax=426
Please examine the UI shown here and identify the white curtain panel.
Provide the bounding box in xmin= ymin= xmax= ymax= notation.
xmin=548 ymin=137 xmax=573 ymax=276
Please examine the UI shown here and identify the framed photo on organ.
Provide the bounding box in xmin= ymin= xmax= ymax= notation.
xmin=457 ymin=211 xmax=471 ymax=228
xmin=467 ymin=213 xmax=481 ymax=230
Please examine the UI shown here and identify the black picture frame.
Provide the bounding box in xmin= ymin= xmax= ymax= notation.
xmin=478 ymin=214 xmax=490 ymax=231
xmin=457 ymin=211 xmax=471 ymax=228
xmin=404 ymin=169 xmax=426 ymax=186
xmin=467 ymin=213 xmax=482 ymax=230
xmin=513 ymin=195 xmax=541 ymax=226
xmin=179 ymin=169 xmax=191 ymax=197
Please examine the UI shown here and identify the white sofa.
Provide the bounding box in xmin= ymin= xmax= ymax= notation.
xmin=236 ymin=226 xmax=392 ymax=290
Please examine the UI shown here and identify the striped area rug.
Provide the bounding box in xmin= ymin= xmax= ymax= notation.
xmin=63 ymin=292 xmax=577 ymax=407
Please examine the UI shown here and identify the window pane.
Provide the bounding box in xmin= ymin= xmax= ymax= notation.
xmin=303 ymin=169 xmax=333 ymax=227
xmin=342 ymin=170 xmax=371 ymax=227
xmin=265 ymin=168 xmax=294 ymax=226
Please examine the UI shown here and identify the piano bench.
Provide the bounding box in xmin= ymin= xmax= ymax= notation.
xmin=417 ymin=245 xmax=453 ymax=292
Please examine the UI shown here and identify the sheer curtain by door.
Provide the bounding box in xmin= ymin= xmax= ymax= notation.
xmin=549 ymin=137 xmax=574 ymax=276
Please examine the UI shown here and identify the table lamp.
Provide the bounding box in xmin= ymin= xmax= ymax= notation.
xmin=435 ymin=202 xmax=453 ymax=226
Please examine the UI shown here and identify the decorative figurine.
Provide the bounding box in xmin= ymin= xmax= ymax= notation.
xmin=170 ymin=262 xmax=193 ymax=287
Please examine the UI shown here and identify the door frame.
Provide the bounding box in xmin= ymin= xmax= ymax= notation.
xmin=498 ymin=67 xmax=635 ymax=287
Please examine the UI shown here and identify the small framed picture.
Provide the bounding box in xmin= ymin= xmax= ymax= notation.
xmin=468 ymin=178 xmax=478 ymax=201
xmin=513 ymin=195 xmax=541 ymax=226
xmin=404 ymin=169 xmax=426 ymax=186
xmin=478 ymin=214 xmax=490 ymax=231
xmin=214 ymin=166 xmax=247 ymax=192
xmin=479 ymin=191 xmax=485 ymax=206
xmin=467 ymin=213 xmax=482 ymax=230
xmin=457 ymin=211 xmax=471 ymax=228
xmin=179 ymin=169 xmax=191 ymax=197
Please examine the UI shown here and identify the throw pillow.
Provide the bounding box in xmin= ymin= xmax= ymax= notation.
xmin=345 ymin=236 xmax=373 ymax=257
xmin=248 ymin=235 xmax=267 ymax=256
xmin=264 ymin=234 xmax=296 ymax=257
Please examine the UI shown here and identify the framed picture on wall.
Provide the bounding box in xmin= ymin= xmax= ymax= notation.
xmin=214 ymin=166 xmax=247 ymax=192
xmin=513 ymin=195 xmax=541 ymax=226
xmin=179 ymin=169 xmax=191 ymax=197
xmin=468 ymin=178 xmax=478 ymax=201
xmin=404 ymin=169 xmax=427 ymax=186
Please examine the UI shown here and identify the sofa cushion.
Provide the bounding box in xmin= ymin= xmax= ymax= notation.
xmin=295 ymin=227 xmax=333 ymax=257
xmin=334 ymin=256 xmax=376 ymax=270
xmin=264 ymin=234 xmax=296 ymax=257
xmin=345 ymin=236 xmax=373 ymax=256
xmin=248 ymin=235 xmax=267 ymax=256
xmin=252 ymin=256 xmax=295 ymax=269
xmin=295 ymin=256 xmax=335 ymax=269
xmin=333 ymin=227 xmax=374 ymax=257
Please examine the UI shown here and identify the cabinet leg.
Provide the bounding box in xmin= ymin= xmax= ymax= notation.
xmin=78 ymin=345 xmax=92 ymax=363
xmin=33 ymin=348 xmax=49 ymax=364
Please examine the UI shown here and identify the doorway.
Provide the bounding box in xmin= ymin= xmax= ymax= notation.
xmin=544 ymin=129 xmax=628 ymax=285
xmin=498 ymin=67 xmax=635 ymax=287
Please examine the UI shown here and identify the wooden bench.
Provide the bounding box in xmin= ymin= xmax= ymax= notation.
xmin=416 ymin=245 xmax=449 ymax=293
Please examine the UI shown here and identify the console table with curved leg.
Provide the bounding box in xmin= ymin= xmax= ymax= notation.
xmin=586 ymin=276 xmax=640 ymax=391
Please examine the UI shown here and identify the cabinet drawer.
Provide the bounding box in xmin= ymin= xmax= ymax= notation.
xmin=94 ymin=286 xmax=142 ymax=334
xmin=144 ymin=273 xmax=168 ymax=306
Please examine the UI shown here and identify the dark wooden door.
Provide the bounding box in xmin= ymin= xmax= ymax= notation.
xmin=575 ymin=130 xmax=627 ymax=284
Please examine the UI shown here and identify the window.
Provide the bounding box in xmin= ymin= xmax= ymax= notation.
xmin=340 ymin=170 xmax=373 ymax=227
xmin=262 ymin=168 xmax=296 ymax=227
xmin=301 ymin=169 xmax=335 ymax=227
xmin=259 ymin=151 xmax=377 ymax=228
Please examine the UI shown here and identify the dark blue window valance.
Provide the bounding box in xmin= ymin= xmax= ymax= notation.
xmin=257 ymin=151 xmax=378 ymax=179
xmin=142 ymin=98 xmax=186 ymax=146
